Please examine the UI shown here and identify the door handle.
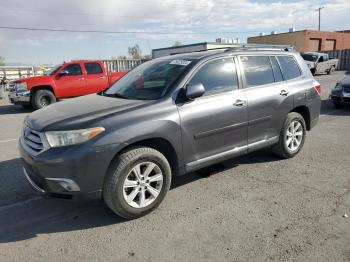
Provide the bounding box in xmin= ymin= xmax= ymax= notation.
xmin=233 ymin=100 xmax=245 ymax=107
xmin=280 ymin=90 xmax=289 ymax=96
xmin=99 ymin=76 xmax=106 ymax=79
xmin=77 ymin=77 xmax=84 ymax=81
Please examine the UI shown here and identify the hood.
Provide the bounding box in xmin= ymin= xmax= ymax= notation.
xmin=339 ymin=75 xmax=350 ymax=87
xmin=16 ymin=76 xmax=54 ymax=87
xmin=26 ymin=94 xmax=151 ymax=131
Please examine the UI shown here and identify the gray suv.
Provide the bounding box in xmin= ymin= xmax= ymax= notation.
xmin=20 ymin=46 xmax=321 ymax=219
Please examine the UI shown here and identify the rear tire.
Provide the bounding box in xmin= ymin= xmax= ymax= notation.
xmin=32 ymin=89 xmax=56 ymax=110
xmin=272 ymin=112 xmax=306 ymax=159
xmin=103 ymin=147 xmax=171 ymax=219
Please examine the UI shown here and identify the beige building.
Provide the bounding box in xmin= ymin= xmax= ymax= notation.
xmin=248 ymin=30 xmax=350 ymax=52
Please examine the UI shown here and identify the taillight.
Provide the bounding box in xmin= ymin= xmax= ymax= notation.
xmin=313 ymin=81 xmax=321 ymax=95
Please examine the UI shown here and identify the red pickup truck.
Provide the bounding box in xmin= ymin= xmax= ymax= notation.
xmin=8 ymin=60 xmax=127 ymax=109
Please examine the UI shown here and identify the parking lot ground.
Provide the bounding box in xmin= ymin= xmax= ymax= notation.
xmin=0 ymin=72 xmax=349 ymax=262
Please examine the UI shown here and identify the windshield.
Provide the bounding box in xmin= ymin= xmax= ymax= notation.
xmin=301 ymin=54 xmax=318 ymax=62
xmin=46 ymin=64 xmax=62 ymax=75
xmin=104 ymin=59 xmax=192 ymax=100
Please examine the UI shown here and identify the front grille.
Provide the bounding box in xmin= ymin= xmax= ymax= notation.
xmin=343 ymin=87 xmax=350 ymax=93
xmin=23 ymin=127 xmax=44 ymax=153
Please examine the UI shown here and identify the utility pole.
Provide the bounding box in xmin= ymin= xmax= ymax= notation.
xmin=316 ymin=6 xmax=324 ymax=31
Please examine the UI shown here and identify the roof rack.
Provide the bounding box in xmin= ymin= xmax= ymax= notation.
xmin=168 ymin=44 xmax=294 ymax=56
xmin=225 ymin=44 xmax=294 ymax=52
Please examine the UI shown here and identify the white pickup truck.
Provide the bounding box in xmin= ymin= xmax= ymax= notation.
xmin=301 ymin=52 xmax=339 ymax=75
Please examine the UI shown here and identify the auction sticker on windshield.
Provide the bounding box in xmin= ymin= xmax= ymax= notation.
xmin=170 ymin=60 xmax=191 ymax=66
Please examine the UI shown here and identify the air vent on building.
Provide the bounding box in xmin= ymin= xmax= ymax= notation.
xmin=289 ymin=27 xmax=296 ymax=32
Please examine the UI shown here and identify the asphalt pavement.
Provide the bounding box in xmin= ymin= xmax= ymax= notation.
xmin=0 ymin=72 xmax=349 ymax=262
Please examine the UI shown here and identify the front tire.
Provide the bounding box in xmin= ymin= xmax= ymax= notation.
xmin=103 ymin=147 xmax=171 ymax=219
xmin=32 ymin=89 xmax=56 ymax=110
xmin=272 ymin=112 xmax=306 ymax=159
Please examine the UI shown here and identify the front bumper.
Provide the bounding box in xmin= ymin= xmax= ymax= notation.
xmin=330 ymin=93 xmax=350 ymax=104
xmin=8 ymin=90 xmax=31 ymax=105
xmin=19 ymin=136 xmax=119 ymax=199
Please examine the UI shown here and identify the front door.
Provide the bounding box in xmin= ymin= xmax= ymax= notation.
xmin=177 ymin=57 xmax=248 ymax=171
xmin=55 ymin=63 xmax=86 ymax=97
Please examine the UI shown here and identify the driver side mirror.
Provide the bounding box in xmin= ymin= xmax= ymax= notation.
xmin=58 ymin=70 xmax=69 ymax=77
xmin=186 ymin=83 xmax=205 ymax=100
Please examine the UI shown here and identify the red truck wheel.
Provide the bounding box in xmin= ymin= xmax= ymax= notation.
xmin=32 ymin=90 xmax=57 ymax=110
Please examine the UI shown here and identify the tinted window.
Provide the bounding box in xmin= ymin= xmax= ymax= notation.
xmin=270 ymin=56 xmax=283 ymax=82
xmin=189 ymin=58 xmax=238 ymax=96
xmin=62 ymin=64 xmax=82 ymax=76
xmin=277 ymin=56 xmax=301 ymax=80
xmin=85 ymin=63 xmax=103 ymax=74
xmin=241 ymin=56 xmax=274 ymax=87
xmin=301 ymin=53 xmax=318 ymax=62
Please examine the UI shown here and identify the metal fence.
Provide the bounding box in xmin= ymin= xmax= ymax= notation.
xmin=323 ymin=49 xmax=350 ymax=71
xmin=0 ymin=59 xmax=147 ymax=81
xmin=0 ymin=66 xmax=51 ymax=81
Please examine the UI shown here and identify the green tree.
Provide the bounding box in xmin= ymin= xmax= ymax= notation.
xmin=128 ymin=44 xmax=142 ymax=59
xmin=0 ymin=56 xmax=5 ymax=66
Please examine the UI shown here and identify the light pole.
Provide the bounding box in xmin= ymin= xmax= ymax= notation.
xmin=316 ymin=6 xmax=324 ymax=31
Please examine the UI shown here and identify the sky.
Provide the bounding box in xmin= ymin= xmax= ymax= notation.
xmin=0 ymin=0 xmax=348 ymax=65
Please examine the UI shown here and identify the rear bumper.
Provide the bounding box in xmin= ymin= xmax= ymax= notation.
xmin=8 ymin=90 xmax=30 ymax=105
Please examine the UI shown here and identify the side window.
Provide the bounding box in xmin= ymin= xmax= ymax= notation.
xmin=240 ymin=56 xmax=274 ymax=87
xmin=84 ymin=63 xmax=103 ymax=74
xmin=189 ymin=58 xmax=238 ymax=96
xmin=62 ymin=64 xmax=82 ymax=76
xmin=270 ymin=56 xmax=284 ymax=82
xmin=277 ymin=56 xmax=301 ymax=80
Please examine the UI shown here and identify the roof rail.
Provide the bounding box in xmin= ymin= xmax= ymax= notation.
xmin=168 ymin=44 xmax=294 ymax=56
xmin=169 ymin=47 xmax=229 ymax=56
xmin=225 ymin=44 xmax=294 ymax=52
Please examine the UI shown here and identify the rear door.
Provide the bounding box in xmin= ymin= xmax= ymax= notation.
xmin=55 ymin=63 xmax=86 ymax=98
xmin=84 ymin=62 xmax=109 ymax=94
xmin=177 ymin=57 xmax=248 ymax=171
xmin=239 ymin=55 xmax=293 ymax=151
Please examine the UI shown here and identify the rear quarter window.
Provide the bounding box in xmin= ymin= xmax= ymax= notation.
xmin=277 ymin=56 xmax=302 ymax=80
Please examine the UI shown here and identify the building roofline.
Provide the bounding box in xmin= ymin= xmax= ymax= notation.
xmin=248 ymin=29 xmax=350 ymax=39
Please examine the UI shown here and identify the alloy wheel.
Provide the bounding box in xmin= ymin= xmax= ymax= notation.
xmin=122 ymin=162 xmax=163 ymax=208
xmin=285 ymin=120 xmax=303 ymax=152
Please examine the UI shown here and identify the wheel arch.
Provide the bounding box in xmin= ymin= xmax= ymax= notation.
xmin=30 ymin=85 xmax=56 ymax=97
xmin=111 ymin=137 xmax=181 ymax=176
xmin=290 ymin=106 xmax=310 ymax=130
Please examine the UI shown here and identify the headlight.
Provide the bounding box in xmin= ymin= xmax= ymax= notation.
xmin=45 ymin=127 xmax=105 ymax=148
xmin=333 ymin=83 xmax=343 ymax=91
xmin=15 ymin=82 xmax=27 ymax=91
